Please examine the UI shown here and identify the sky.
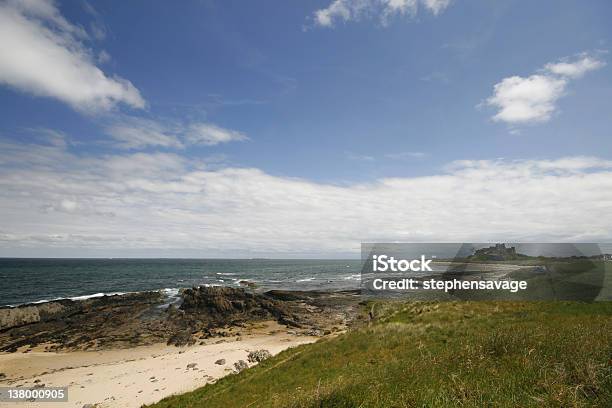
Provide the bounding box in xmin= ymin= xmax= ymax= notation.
xmin=0 ymin=0 xmax=611 ymax=257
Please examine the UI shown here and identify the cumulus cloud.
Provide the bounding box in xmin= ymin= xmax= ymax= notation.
xmin=485 ymin=53 xmax=605 ymax=125
xmin=486 ymin=75 xmax=567 ymax=124
xmin=105 ymin=118 xmax=247 ymax=149
xmin=0 ymin=0 xmax=145 ymax=112
xmin=1 ymin=137 xmax=612 ymax=255
xmin=311 ymin=0 xmax=451 ymax=28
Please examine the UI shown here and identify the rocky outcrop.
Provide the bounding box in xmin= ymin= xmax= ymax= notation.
xmin=0 ymin=287 xmax=360 ymax=353
xmin=179 ymin=286 xmax=294 ymax=326
xmin=0 ymin=292 xmax=165 ymax=352
xmin=0 ymin=301 xmax=75 ymax=331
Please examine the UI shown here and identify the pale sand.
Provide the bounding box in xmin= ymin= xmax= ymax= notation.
xmin=0 ymin=321 xmax=317 ymax=408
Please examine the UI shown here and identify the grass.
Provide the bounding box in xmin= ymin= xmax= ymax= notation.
xmin=148 ymin=301 xmax=612 ymax=408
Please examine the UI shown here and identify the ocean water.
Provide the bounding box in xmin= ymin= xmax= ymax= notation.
xmin=0 ymin=258 xmax=363 ymax=306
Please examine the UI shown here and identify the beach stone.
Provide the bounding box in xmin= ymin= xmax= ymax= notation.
xmin=234 ymin=360 xmax=248 ymax=372
xmin=247 ymin=349 xmax=271 ymax=363
xmin=306 ymin=328 xmax=324 ymax=337
xmin=215 ymin=359 xmax=226 ymax=365
xmin=186 ymin=363 xmax=197 ymax=369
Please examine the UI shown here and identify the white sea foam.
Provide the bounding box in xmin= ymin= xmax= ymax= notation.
xmin=7 ymin=291 xmax=129 ymax=307
xmin=160 ymin=288 xmax=180 ymax=297
xmin=69 ymin=292 xmax=126 ymax=301
xmin=5 ymin=288 xmax=191 ymax=308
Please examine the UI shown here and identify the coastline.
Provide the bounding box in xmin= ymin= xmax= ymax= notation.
xmin=0 ymin=287 xmax=360 ymax=407
xmin=0 ymin=263 xmax=538 ymax=407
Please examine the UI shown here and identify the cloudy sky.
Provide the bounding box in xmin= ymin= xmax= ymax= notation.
xmin=0 ymin=0 xmax=611 ymax=257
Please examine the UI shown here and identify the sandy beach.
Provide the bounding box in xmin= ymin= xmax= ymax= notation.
xmin=0 ymin=321 xmax=317 ymax=408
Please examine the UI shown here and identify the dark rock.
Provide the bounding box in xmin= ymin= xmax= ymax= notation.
xmin=279 ymin=316 xmax=302 ymax=328
xmin=0 ymin=287 xmax=360 ymax=352
xmin=167 ymin=331 xmax=195 ymax=347
xmin=306 ymin=328 xmax=324 ymax=337
xmin=178 ymin=286 xmax=298 ymax=328
xmin=0 ymin=291 xmax=165 ymax=352
xmin=238 ymin=280 xmax=257 ymax=288
xmin=234 ymin=360 xmax=248 ymax=372
xmin=215 ymin=359 xmax=225 ymax=365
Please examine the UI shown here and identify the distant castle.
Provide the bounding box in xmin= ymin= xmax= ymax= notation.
xmin=469 ymin=244 xmax=520 ymax=261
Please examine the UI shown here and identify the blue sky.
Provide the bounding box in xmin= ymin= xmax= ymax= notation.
xmin=0 ymin=0 xmax=611 ymax=257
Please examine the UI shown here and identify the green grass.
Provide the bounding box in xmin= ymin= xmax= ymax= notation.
xmin=148 ymin=301 xmax=612 ymax=408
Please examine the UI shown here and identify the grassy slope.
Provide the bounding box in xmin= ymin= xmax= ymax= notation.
xmin=149 ymin=301 xmax=612 ymax=407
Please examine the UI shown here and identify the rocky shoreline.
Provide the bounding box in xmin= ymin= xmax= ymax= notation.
xmin=0 ymin=287 xmax=362 ymax=353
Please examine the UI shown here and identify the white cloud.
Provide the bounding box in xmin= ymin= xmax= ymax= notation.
xmin=0 ymin=0 xmax=144 ymax=112
xmin=421 ymin=0 xmax=451 ymax=15
xmin=186 ymin=123 xmax=248 ymax=146
xmin=1 ymin=137 xmax=612 ymax=255
xmin=105 ymin=118 xmax=248 ymax=149
xmin=486 ymin=75 xmax=567 ymax=124
xmin=485 ymin=54 xmax=605 ymax=125
xmin=544 ymin=55 xmax=605 ymax=78
xmin=106 ymin=118 xmax=184 ymax=150
xmin=311 ymin=0 xmax=450 ymax=28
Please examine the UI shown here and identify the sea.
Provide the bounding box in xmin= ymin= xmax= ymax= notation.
xmin=0 ymin=258 xmax=364 ymax=307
